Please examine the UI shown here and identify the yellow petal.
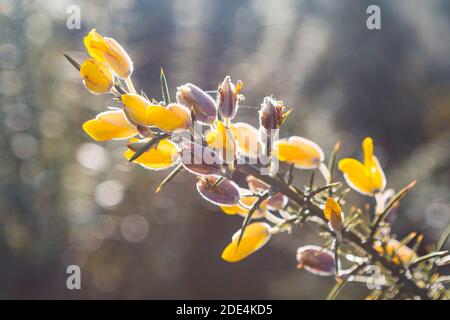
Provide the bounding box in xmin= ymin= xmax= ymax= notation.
xmin=82 ymin=110 xmax=137 ymax=141
xmin=338 ymin=156 xmax=386 ymax=196
xmin=323 ymin=197 xmax=341 ymax=221
xmin=84 ymin=29 xmax=133 ymax=78
xmin=363 ymin=137 xmax=374 ymax=168
xmin=83 ymin=29 xmax=108 ymax=62
xmin=273 ymin=136 xmax=324 ymax=168
xmin=220 ymin=204 xmax=249 ymax=215
xmin=221 ymin=222 xmax=271 ymax=262
xmin=79 ymin=58 xmax=114 ymax=94
xmin=124 ymin=138 xmax=179 ymax=170
xmin=122 ymin=93 xmax=151 ymax=125
xmin=122 ymin=94 xmax=189 ymax=132
xmin=230 ymin=122 xmax=259 ymax=158
xmin=147 ymin=103 xmax=190 ymax=132
xmin=205 ymin=120 xmax=236 ymax=163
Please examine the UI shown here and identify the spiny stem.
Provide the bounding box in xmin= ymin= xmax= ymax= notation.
xmin=235 ymin=164 xmax=430 ymax=300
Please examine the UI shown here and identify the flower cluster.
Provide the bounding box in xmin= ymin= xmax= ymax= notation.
xmin=64 ymin=30 xmax=449 ymax=300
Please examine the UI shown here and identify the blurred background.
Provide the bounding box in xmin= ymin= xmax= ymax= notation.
xmin=0 ymin=0 xmax=449 ymax=299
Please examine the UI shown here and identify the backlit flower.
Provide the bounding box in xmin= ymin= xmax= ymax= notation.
xmin=84 ymin=29 xmax=133 ymax=78
xmin=79 ymin=58 xmax=114 ymax=94
xmin=196 ymin=175 xmax=240 ymax=206
xmin=230 ymin=122 xmax=260 ymax=159
xmin=296 ymin=245 xmax=336 ymax=276
xmin=218 ymin=75 xmax=243 ymax=119
xmin=338 ymin=137 xmax=386 ymax=196
xmin=259 ymin=96 xmax=289 ymax=131
xmin=124 ymin=138 xmax=179 ymax=170
xmin=273 ymin=136 xmax=324 ymax=169
xmin=122 ymin=94 xmax=190 ymax=132
xmin=221 ymin=222 xmax=271 ymax=262
xmin=82 ymin=110 xmax=137 ymax=141
xmin=180 ymin=141 xmax=223 ymax=175
xmin=205 ymin=120 xmax=236 ymax=164
xmin=323 ymin=197 xmax=344 ymax=232
xmin=176 ymin=83 xmax=217 ymax=124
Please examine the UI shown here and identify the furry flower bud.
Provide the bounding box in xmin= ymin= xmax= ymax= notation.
xmin=218 ymin=76 xmax=243 ymax=119
xmin=180 ymin=141 xmax=224 ymax=175
xmin=176 ymin=83 xmax=217 ymax=124
xmin=296 ymin=245 xmax=336 ymax=276
xmin=259 ymin=96 xmax=287 ymax=131
xmin=196 ymin=175 xmax=240 ymax=206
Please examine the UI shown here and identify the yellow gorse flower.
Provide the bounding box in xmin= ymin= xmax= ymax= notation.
xmin=230 ymin=122 xmax=260 ymax=159
xmin=84 ymin=29 xmax=133 ymax=78
xmin=273 ymin=136 xmax=324 ymax=169
xmin=122 ymin=94 xmax=190 ymax=132
xmin=82 ymin=110 xmax=137 ymax=141
xmin=221 ymin=222 xmax=271 ymax=262
xmin=124 ymin=137 xmax=179 ymax=170
xmin=79 ymin=58 xmax=114 ymax=94
xmin=338 ymin=137 xmax=386 ymax=196
xmin=205 ymin=120 xmax=236 ymax=164
xmin=65 ymin=30 xmax=443 ymax=300
xmin=323 ymin=197 xmax=344 ymax=232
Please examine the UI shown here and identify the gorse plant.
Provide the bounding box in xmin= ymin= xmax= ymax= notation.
xmin=63 ymin=29 xmax=449 ymax=300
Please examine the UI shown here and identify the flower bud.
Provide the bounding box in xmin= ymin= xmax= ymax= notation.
xmin=84 ymin=29 xmax=133 ymax=78
xmin=296 ymin=245 xmax=336 ymax=276
xmin=324 ymin=197 xmax=344 ymax=232
xmin=180 ymin=141 xmax=223 ymax=175
xmin=176 ymin=83 xmax=217 ymax=124
xmin=259 ymin=96 xmax=286 ymax=131
xmin=218 ymin=75 xmax=243 ymax=119
xmin=196 ymin=175 xmax=240 ymax=206
xmin=79 ymin=58 xmax=114 ymax=94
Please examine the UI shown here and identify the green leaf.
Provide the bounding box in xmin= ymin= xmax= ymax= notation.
xmin=327 ymin=140 xmax=341 ymax=190
xmin=160 ymin=67 xmax=170 ymax=105
xmin=280 ymin=108 xmax=293 ymax=125
xmin=155 ymin=164 xmax=184 ymax=193
xmin=436 ymin=224 xmax=450 ymax=251
xmin=61 ymin=51 xmax=81 ymax=71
